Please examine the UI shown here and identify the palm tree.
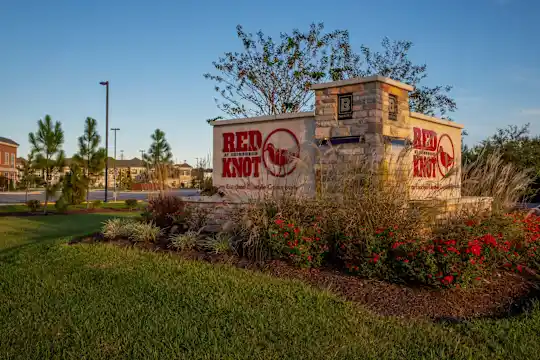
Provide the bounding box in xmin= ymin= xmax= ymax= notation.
xmin=28 ymin=115 xmax=65 ymax=213
xmin=73 ymin=117 xmax=106 ymax=208
xmin=143 ymin=129 xmax=173 ymax=191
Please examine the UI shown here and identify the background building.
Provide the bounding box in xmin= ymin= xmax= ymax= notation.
xmin=0 ymin=137 xmax=19 ymax=190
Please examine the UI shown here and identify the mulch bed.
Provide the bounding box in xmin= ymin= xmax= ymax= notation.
xmin=0 ymin=208 xmax=138 ymax=217
xmin=70 ymin=233 xmax=540 ymax=322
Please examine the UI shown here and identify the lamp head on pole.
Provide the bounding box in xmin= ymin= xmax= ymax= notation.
xmin=99 ymin=81 xmax=109 ymax=86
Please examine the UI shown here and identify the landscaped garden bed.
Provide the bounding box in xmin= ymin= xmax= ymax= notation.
xmin=68 ymin=192 xmax=540 ymax=322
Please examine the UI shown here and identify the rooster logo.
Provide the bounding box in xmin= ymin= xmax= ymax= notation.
xmin=437 ymin=134 xmax=455 ymax=177
xmin=265 ymin=143 xmax=297 ymax=167
xmin=262 ymin=128 xmax=300 ymax=177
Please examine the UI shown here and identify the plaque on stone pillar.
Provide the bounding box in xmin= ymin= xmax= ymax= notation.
xmin=337 ymin=93 xmax=353 ymax=120
xmin=388 ymin=94 xmax=398 ymax=121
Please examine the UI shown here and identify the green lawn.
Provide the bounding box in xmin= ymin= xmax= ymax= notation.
xmin=0 ymin=201 xmax=142 ymax=213
xmin=0 ymin=215 xmax=539 ymax=359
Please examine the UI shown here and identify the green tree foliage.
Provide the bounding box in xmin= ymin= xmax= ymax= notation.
xmin=463 ymin=123 xmax=540 ymax=201
xmin=143 ymin=129 xmax=173 ymax=191
xmin=28 ymin=115 xmax=65 ymax=213
xmin=73 ymin=117 xmax=106 ymax=208
xmin=17 ymin=152 xmax=38 ymax=202
xmin=119 ymin=168 xmax=133 ymax=190
xmin=59 ymin=162 xmax=88 ymax=205
xmin=205 ymin=23 xmax=456 ymax=119
xmin=344 ymin=37 xmax=456 ymax=117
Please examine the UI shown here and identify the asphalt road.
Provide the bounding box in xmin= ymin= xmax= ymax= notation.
xmin=0 ymin=189 xmax=200 ymax=204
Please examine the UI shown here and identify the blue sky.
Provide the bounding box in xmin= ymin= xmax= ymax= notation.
xmin=1 ymin=0 xmax=539 ymax=165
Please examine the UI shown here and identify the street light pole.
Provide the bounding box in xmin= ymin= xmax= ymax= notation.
xmin=111 ymin=128 xmax=120 ymax=201
xmin=99 ymin=81 xmax=109 ymax=202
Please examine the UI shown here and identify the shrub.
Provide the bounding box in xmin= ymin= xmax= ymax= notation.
xmin=200 ymin=178 xmax=219 ymax=196
xmin=125 ymin=199 xmax=138 ymax=210
xmin=26 ymin=200 xmax=41 ymax=212
xmin=269 ymin=217 xmax=330 ymax=268
xmin=198 ymin=233 xmax=234 ymax=254
xmin=232 ymin=148 xmax=428 ymax=262
xmin=54 ymin=197 xmax=69 ymax=213
xmin=102 ymin=218 xmax=136 ymax=239
xmin=146 ymin=194 xmax=185 ymax=228
xmin=337 ymin=212 xmax=540 ymax=288
xmin=91 ymin=200 xmax=103 ymax=209
xmin=185 ymin=204 xmax=211 ymax=232
xmin=129 ymin=222 xmax=162 ymax=243
xmin=169 ymin=231 xmax=198 ymax=251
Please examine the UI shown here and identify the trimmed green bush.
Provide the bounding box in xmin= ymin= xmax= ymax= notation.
xmin=26 ymin=200 xmax=41 ymax=212
xmin=125 ymin=199 xmax=138 ymax=210
xmin=54 ymin=198 xmax=69 ymax=213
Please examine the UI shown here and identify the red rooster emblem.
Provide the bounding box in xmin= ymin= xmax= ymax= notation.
xmin=439 ymin=146 xmax=454 ymax=169
xmin=265 ymin=143 xmax=298 ymax=167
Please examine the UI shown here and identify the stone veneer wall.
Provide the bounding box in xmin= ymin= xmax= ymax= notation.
xmin=313 ymin=76 xmax=413 ymax=165
xmin=183 ymin=198 xmax=244 ymax=232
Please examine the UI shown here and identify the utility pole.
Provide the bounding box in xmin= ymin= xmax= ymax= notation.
xmin=99 ymin=81 xmax=109 ymax=202
xmin=111 ymin=128 xmax=120 ymax=201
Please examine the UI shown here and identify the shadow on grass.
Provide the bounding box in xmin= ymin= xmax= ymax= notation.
xmin=0 ymin=213 xmax=130 ymax=260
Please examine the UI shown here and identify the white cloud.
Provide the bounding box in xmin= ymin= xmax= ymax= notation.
xmin=520 ymin=109 xmax=540 ymax=116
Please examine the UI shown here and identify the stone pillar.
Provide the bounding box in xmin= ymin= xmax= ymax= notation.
xmin=312 ymin=75 xmax=414 ymax=166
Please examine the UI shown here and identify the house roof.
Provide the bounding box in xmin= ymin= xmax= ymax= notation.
xmin=0 ymin=137 xmax=19 ymax=147
xmin=107 ymin=157 xmax=145 ymax=168
xmin=64 ymin=157 xmax=146 ymax=168
xmin=175 ymin=162 xmax=192 ymax=168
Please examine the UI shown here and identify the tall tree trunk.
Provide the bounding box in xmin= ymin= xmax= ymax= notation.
xmin=86 ymin=165 xmax=90 ymax=209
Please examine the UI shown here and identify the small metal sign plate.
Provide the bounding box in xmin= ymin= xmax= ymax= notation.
xmin=337 ymin=93 xmax=353 ymax=120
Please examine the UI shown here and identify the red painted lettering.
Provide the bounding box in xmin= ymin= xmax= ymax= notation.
xmin=236 ymin=131 xmax=249 ymax=152
xmin=413 ymin=127 xmax=422 ymax=149
xmin=223 ymin=156 xmax=262 ymax=178
xmin=223 ymin=133 xmax=235 ymax=152
xmin=232 ymin=157 xmax=243 ymax=176
xmin=413 ymin=127 xmax=438 ymax=151
xmin=248 ymin=130 xmax=262 ymax=151
xmin=413 ymin=154 xmax=437 ymax=178
xmin=222 ymin=158 xmax=234 ymax=177
xmin=242 ymin=156 xmax=252 ymax=176
xmin=223 ymin=130 xmax=263 ymax=153
xmin=423 ymin=130 xmax=437 ymax=151
xmin=251 ymin=156 xmax=261 ymax=177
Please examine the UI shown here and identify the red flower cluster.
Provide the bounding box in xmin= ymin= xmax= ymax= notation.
xmin=271 ymin=217 xmax=329 ymax=268
xmin=339 ymin=213 xmax=540 ymax=288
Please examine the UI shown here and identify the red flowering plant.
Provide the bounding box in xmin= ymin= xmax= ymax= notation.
xmin=269 ymin=217 xmax=330 ymax=268
xmin=336 ymin=226 xmax=416 ymax=281
xmin=334 ymin=212 xmax=540 ymax=288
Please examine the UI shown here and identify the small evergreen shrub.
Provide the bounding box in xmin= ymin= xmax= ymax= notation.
xmin=26 ymin=200 xmax=41 ymax=212
xmin=125 ymin=199 xmax=138 ymax=210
